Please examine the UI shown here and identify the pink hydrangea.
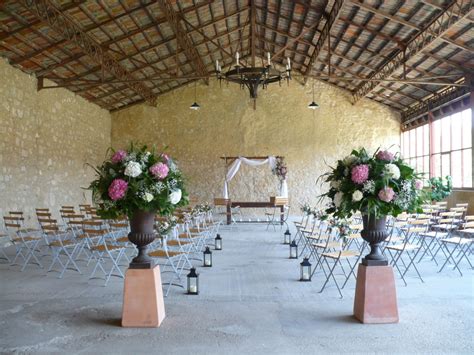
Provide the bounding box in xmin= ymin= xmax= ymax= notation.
xmin=108 ymin=179 xmax=128 ymax=201
xmin=351 ymin=164 xmax=369 ymax=184
xmin=415 ymin=180 xmax=423 ymax=190
xmin=376 ymin=150 xmax=394 ymax=161
xmin=150 ymin=162 xmax=169 ymax=179
xmin=378 ymin=187 xmax=395 ymax=202
xmin=111 ymin=150 xmax=127 ymax=163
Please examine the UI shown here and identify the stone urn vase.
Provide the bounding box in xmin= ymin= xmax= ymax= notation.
xmin=360 ymin=214 xmax=389 ymax=266
xmin=128 ymin=210 xmax=156 ymax=269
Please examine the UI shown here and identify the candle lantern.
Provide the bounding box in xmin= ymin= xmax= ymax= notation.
xmin=300 ymin=257 xmax=312 ymax=281
xmin=203 ymin=246 xmax=212 ymax=267
xmin=289 ymin=240 xmax=298 ymax=259
xmin=283 ymin=229 xmax=291 ymax=245
xmin=215 ymin=234 xmax=222 ymax=250
xmin=187 ymin=267 xmax=199 ymax=295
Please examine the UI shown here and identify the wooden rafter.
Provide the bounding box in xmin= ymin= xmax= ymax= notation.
xmin=157 ymin=0 xmax=209 ymax=84
xmin=21 ymin=0 xmax=156 ymax=105
xmin=352 ymin=0 xmax=473 ymax=103
xmin=303 ymin=0 xmax=345 ymax=82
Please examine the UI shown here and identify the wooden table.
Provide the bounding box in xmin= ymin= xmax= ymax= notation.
xmin=226 ymin=201 xmax=285 ymax=225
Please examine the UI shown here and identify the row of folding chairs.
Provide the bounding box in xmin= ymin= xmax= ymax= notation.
xmin=292 ymin=206 xmax=473 ymax=297
xmin=1 ymin=206 xmax=222 ymax=295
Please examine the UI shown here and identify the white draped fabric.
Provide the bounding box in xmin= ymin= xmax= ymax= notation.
xmin=223 ymin=156 xmax=288 ymax=199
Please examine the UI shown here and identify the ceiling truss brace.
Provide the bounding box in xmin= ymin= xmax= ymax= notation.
xmin=401 ymin=85 xmax=471 ymax=123
xmin=157 ymin=0 xmax=209 ymax=84
xmin=352 ymin=0 xmax=473 ymax=103
xmin=22 ymin=0 xmax=157 ymax=106
xmin=303 ymin=0 xmax=345 ymax=83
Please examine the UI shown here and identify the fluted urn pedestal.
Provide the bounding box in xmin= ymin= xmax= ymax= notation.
xmin=122 ymin=210 xmax=165 ymax=327
xmin=128 ymin=210 xmax=156 ymax=269
xmin=353 ymin=214 xmax=398 ymax=324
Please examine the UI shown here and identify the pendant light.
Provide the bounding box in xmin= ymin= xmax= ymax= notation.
xmin=190 ymin=81 xmax=200 ymax=110
xmin=308 ymin=80 xmax=319 ymax=110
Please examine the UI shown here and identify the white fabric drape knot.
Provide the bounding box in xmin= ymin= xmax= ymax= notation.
xmin=223 ymin=156 xmax=288 ymax=199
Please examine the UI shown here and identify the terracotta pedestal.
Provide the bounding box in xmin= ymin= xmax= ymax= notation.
xmin=353 ymin=264 xmax=399 ymax=324
xmin=122 ymin=265 xmax=166 ymax=327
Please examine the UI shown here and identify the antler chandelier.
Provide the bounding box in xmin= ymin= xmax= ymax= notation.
xmin=215 ymin=52 xmax=291 ymax=109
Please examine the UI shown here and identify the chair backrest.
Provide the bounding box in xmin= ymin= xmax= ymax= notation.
xmin=436 ymin=201 xmax=448 ymax=206
xmin=456 ymin=203 xmax=469 ymax=208
xmin=464 ymin=215 xmax=474 ymax=222
xmin=3 ymin=216 xmax=24 ymax=230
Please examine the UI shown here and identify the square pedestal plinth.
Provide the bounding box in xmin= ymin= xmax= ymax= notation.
xmin=122 ymin=266 xmax=166 ymax=328
xmin=353 ymin=264 xmax=399 ymax=324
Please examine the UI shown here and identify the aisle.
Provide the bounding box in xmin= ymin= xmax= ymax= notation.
xmin=0 ymin=223 xmax=472 ymax=354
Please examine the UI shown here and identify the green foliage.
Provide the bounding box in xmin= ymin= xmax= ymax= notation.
xmin=87 ymin=143 xmax=188 ymax=219
xmin=429 ymin=176 xmax=452 ymax=202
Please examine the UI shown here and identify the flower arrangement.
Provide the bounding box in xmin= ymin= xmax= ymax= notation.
xmin=428 ymin=176 xmax=452 ymax=202
xmin=321 ymin=148 xmax=427 ymax=219
xmin=272 ymin=157 xmax=288 ymax=181
xmin=88 ymin=143 xmax=188 ymax=219
xmin=156 ymin=215 xmax=178 ymax=236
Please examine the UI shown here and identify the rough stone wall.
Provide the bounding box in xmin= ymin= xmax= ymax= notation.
xmin=111 ymin=79 xmax=400 ymax=212
xmin=0 ymin=59 xmax=111 ymax=225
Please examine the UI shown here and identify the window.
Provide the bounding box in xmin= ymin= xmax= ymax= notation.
xmin=400 ymin=108 xmax=472 ymax=188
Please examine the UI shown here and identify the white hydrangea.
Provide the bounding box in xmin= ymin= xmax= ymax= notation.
xmin=124 ymin=161 xmax=142 ymax=178
xmin=384 ymin=163 xmax=401 ymax=180
xmin=143 ymin=192 xmax=154 ymax=202
xmin=352 ymin=190 xmax=363 ymax=202
xmin=330 ymin=180 xmax=341 ymax=190
xmin=169 ymin=189 xmax=182 ymax=205
xmin=334 ymin=192 xmax=344 ymax=208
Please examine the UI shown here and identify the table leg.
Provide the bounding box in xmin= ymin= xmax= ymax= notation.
xmin=227 ymin=203 xmax=231 ymax=225
xmin=280 ymin=206 xmax=284 ymax=225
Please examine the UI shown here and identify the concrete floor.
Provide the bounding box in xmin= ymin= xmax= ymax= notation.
xmin=0 ymin=223 xmax=473 ymax=354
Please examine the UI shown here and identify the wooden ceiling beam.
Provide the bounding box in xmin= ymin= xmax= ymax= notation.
xmin=157 ymin=0 xmax=209 ymax=85
xmin=352 ymin=0 xmax=473 ymax=103
xmin=349 ymin=0 xmax=421 ymax=31
xmin=423 ymin=51 xmax=474 ymax=72
xmin=22 ymin=0 xmax=156 ymax=105
xmin=69 ymin=23 xmax=246 ymax=85
xmin=87 ymin=36 xmax=248 ymax=103
xmin=303 ymin=0 xmax=345 ymax=82
xmin=256 ymin=21 xmax=314 ymax=47
xmin=0 ymin=0 xmax=86 ymax=41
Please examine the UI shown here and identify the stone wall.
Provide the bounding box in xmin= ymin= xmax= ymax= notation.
xmin=0 ymin=59 xmax=111 ymax=225
xmin=112 ymin=78 xmax=400 ymax=211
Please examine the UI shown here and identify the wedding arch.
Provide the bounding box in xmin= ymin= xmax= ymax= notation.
xmin=220 ymin=156 xmax=288 ymax=199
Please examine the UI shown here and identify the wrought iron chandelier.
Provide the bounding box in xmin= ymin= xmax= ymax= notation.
xmin=216 ymin=51 xmax=291 ymax=109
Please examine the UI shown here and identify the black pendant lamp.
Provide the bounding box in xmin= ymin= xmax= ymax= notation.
xmin=190 ymin=82 xmax=200 ymax=110
xmin=308 ymin=80 xmax=319 ymax=110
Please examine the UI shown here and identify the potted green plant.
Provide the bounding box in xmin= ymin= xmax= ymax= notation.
xmin=428 ymin=176 xmax=452 ymax=202
xmin=89 ymin=143 xmax=188 ymax=268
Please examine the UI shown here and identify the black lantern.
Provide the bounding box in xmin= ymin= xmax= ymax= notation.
xmin=187 ymin=267 xmax=199 ymax=295
xmin=289 ymin=240 xmax=298 ymax=259
xmin=203 ymin=246 xmax=212 ymax=267
xmin=215 ymin=234 xmax=222 ymax=250
xmin=283 ymin=229 xmax=291 ymax=245
xmin=300 ymin=257 xmax=312 ymax=281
